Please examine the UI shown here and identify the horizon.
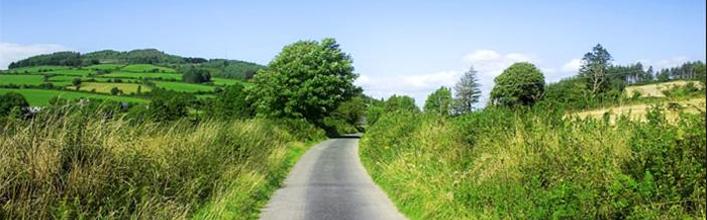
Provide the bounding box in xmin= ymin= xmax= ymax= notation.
xmin=1 ymin=0 xmax=705 ymax=106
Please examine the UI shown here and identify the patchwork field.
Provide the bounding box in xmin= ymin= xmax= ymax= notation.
xmin=68 ymin=82 xmax=151 ymax=94
xmin=100 ymin=71 xmax=183 ymax=80
xmin=570 ymin=97 xmax=706 ymax=122
xmin=0 ymin=88 xmax=148 ymax=106
xmin=122 ymin=64 xmax=176 ymax=73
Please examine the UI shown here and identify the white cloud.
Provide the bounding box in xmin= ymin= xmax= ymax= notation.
xmin=0 ymin=42 xmax=70 ymax=70
xmin=561 ymin=58 xmax=582 ymax=72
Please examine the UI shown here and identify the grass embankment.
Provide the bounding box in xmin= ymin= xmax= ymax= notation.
xmin=0 ymin=88 xmax=148 ymax=106
xmin=0 ymin=112 xmax=325 ymax=219
xmin=360 ymin=108 xmax=706 ymax=219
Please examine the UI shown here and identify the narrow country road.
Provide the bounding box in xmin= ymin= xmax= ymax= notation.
xmin=260 ymin=135 xmax=406 ymax=220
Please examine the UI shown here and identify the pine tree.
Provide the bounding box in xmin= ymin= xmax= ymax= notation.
xmin=453 ymin=66 xmax=481 ymax=114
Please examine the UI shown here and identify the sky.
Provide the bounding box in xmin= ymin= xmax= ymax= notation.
xmin=1 ymin=0 xmax=705 ymax=106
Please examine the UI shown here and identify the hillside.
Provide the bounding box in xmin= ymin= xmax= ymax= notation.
xmin=8 ymin=49 xmax=265 ymax=79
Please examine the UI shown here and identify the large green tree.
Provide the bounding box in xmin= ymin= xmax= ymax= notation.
xmin=453 ymin=66 xmax=481 ymax=113
xmin=384 ymin=95 xmax=419 ymax=113
xmin=248 ymin=38 xmax=359 ymax=123
xmin=579 ymin=44 xmax=613 ymax=95
xmin=490 ymin=62 xmax=545 ymax=107
xmin=424 ymin=87 xmax=453 ymax=115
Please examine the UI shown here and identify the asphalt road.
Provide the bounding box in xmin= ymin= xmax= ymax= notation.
xmin=260 ymin=135 xmax=406 ymax=220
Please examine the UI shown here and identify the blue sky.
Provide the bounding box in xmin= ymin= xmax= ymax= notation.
xmin=1 ymin=0 xmax=705 ymax=105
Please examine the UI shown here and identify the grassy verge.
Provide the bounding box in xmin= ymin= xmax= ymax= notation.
xmin=360 ymin=108 xmax=706 ymax=219
xmin=0 ymin=111 xmax=324 ymax=219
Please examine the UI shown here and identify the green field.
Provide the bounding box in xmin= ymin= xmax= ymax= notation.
xmin=122 ymin=64 xmax=176 ymax=73
xmin=154 ymin=81 xmax=214 ymax=92
xmin=0 ymin=88 xmax=148 ymax=106
xmin=101 ymin=71 xmax=182 ymax=80
xmin=86 ymin=64 xmax=124 ymax=70
xmin=4 ymin=65 xmax=71 ymax=74
xmin=0 ymin=74 xmax=45 ymax=86
xmin=68 ymin=82 xmax=151 ymax=94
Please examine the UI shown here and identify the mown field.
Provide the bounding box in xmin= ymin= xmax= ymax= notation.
xmin=0 ymin=64 xmax=249 ymax=106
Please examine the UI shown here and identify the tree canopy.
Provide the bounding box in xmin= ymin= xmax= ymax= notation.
xmin=424 ymin=87 xmax=453 ymax=115
xmin=248 ymin=38 xmax=359 ymax=123
xmin=490 ymin=62 xmax=545 ymax=107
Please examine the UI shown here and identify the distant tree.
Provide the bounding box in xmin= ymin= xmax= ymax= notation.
xmin=490 ymin=62 xmax=545 ymax=107
xmin=207 ymin=84 xmax=253 ymax=119
xmin=137 ymin=85 xmax=142 ymax=94
xmin=148 ymin=90 xmax=192 ymax=121
xmin=72 ymin=78 xmax=82 ymax=90
xmin=453 ymin=66 xmax=482 ymax=114
xmin=181 ymin=66 xmax=211 ymax=83
xmin=331 ymin=96 xmax=366 ymax=126
xmin=0 ymin=92 xmax=29 ymax=117
xmin=43 ymin=74 xmax=50 ymax=82
xmin=384 ymin=95 xmax=419 ymax=113
xmin=579 ymin=44 xmax=613 ymax=95
xmin=424 ymin=87 xmax=453 ymax=115
xmin=110 ymin=87 xmax=122 ymax=95
xmin=248 ymin=38 xmax=359 ymax=123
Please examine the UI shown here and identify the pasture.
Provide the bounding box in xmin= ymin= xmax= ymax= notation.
xmin=0 ymin=75 xmax=45 ymax=86
xmin=0 ymin=88 xmax=148 ymax=106
xmin=69 ymin=82 xmax=151 ymax=94
xmin=154 ymin=81 xmax=214 ymax=92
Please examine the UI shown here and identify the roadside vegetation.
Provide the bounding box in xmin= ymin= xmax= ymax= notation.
xmin=361 ymin=44 xmax=706 ymax=219
xmin=0 ymin=39 xmax=365 ymax=219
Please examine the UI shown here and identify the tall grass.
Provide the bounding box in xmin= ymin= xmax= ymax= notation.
xmin=360 ymin=108 xmax=706 ymax=219
xmin=0 ymin=110 xmax=324 ymax=219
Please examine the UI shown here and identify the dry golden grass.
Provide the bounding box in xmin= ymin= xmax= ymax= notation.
xmin=570 ymin=97 xmax=706 ymax=123
xmin=624 ymin=80 xmax=703 ymax=97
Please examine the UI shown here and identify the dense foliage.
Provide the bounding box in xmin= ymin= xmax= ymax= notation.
xmin=424 ymin=87 xmax=453 ymax=115
xmin=8 ymin=51 xmax=82 ymax=68
xmin=0 ymin=92 xmax=29 ymax=117
xmin=361 ymin=107 xmax=705 ymax=219
xmin=0 ymin=108 xmax=324 ymax=219
xmin=490 ymin=62 xmax=545 ymax=107
xmin=248 ymin=38 xmax=359 ymax=124
xmin=181 ymin=66 xmax=212 ymax=83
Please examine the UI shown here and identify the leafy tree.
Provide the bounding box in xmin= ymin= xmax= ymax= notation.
xmin=206 ymin=84 xmax=253 ymax=119
xmin=147 ymin=90 xmax=192 ymax=121
xmin=72 ymin=78 xmax=82 ymax=90
xmin=248 ymin=38 xmax=359 ymax=123
xmin=454 ymin=66 xmax=482 ymax=113
xmin=110 ymin=87 xmax=122 ymax=95
xmin=181 ymin=66 xmax=211 ymax=83
xmin=490 ymin=62 xmax=545 ymax=107
xmin=384 ymin=95 xmax=419 ymax=113
xmin=579 ymin=44 xmax=613 ymax=95
xmin=330 ymin=96 xmax=366 ymax=126
xmin=0 ymin=92 xmax=29 ymax=117
xmin=424 ymin=87 xmax=453 ymax=115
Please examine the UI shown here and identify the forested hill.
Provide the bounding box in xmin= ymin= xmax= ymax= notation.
xmin=7 ymin=49 xmax=265 ymax=79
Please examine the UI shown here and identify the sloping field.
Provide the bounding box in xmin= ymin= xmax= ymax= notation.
xmin=100 ymin=71 xmax=182 ymax=80
xmin=624 ymin=80 xmax=703 ymax=97
xmin=154 ymin=81 xmax=214 ymax=92
xmin=0 ymin=88 xmax=148 ymax=106
xmin=0 ymin=74 xmax=45 ymax=86
xmin=122 ymin=64 xmax=176 ymax=73
xmin=570 ymin=97 xmax=705 ymax=122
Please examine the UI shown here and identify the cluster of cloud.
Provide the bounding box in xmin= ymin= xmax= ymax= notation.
xmin=0 ymin=42 xmax=70 ymax=70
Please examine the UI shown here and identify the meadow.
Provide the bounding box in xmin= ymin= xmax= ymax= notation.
xmin=0 ymin=74 xmax=45 ymax=86
xmin=100 ymin=71 xmax=183 ymax=80
xmin=0 ymin=109 xmax=325 ymax=219
xmin=70 ymin=82 xmax=151 ymax=94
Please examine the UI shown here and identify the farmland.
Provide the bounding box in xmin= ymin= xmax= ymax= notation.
xmin=0 ymin=62 xmax=253 ymax=106
xmin=0 ymin=88 xmax=147 ymax=106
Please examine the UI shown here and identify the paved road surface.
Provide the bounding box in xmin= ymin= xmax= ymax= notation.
xmin=260 ymin=136 xmax=405 ymax=220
